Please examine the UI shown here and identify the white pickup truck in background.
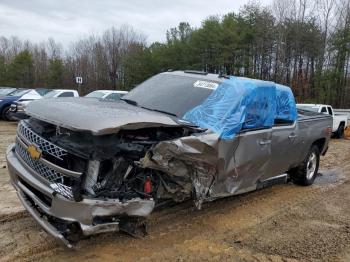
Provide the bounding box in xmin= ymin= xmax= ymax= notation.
xmin=297 ymin=104 xmax=348 ymax=138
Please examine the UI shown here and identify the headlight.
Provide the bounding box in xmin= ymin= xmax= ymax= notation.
xmin=0 ymin=100 xmax=2 ymax=102
xmin=16 ymin=102 xmax=27 ymax=111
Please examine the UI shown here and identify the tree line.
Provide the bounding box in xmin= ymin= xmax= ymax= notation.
xmin=0 ymin=0 xmax=349 ymax=107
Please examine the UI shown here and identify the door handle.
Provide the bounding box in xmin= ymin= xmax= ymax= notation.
xmin=288 ymin=134 xmax=298 ymax=139
xmin=259 ymin=140 xmax=271 ymax=145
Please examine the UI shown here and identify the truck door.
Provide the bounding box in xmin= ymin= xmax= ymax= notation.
xmin=233 ymin=128 xmax=273 ymax=190
xmin=260 ymin=121 xmax=299 ymax=180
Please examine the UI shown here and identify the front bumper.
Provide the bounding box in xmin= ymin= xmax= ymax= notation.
xmin=6 ymin=144 xmax=155 ymax=247
xmin=8 ymin=111 xmax=29 ymax=121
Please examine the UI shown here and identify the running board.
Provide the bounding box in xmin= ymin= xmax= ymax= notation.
xmin=257 ymin=174 xmax=288 ymax=190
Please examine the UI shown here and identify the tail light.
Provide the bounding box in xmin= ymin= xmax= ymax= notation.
xmin=325 ymin=127 xmax=332 ymax=136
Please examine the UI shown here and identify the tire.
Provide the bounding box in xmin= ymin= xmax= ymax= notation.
xmin=335 ymin=124 xmax=345 ymax=139
xmin=1 ymin=106 xmax=11 ymax=121
xmin=289 ymin=145 xmax=320 ymax=186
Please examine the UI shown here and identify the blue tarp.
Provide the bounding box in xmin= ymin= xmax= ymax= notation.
xmin=183 ymin=77 xmax=296 ymax=140
xmin=275 ymin=84 xmax=297 ymax=122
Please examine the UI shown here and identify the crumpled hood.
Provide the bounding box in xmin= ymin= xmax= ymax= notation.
xmin=26 ymin=97 xmax=182 ymax=135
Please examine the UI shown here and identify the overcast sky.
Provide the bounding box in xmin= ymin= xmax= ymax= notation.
xmin=0 ymin=0 xmax=271 ymax=46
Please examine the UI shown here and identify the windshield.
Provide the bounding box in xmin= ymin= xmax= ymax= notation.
xmin=0 ymin=88 xmax=15 ymax=96
xmin=85 ymin=91 xmax=107 ymax=98
xmin=124 ymin=74 xmax=218 ymax=117
xmin=43 ymin=90 xmax=60 ymax=98
xmin=297 ymin=105 xmax=319 ymax=112
xmin=9 ymin=89 xmax=30 ymax=97
xmin=36 ymin=88 xmax=51 ymax=96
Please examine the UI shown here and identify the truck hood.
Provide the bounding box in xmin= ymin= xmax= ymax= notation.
xmin=26 ymin=97 xmax=183 ymax=135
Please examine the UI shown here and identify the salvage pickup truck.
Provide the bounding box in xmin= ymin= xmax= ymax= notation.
xmin=6 ymin=71 xmax=333 ymax=247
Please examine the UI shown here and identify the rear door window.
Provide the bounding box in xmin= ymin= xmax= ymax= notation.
xmin=327 ymin=107 xmax=333 ymax=116
xmin=105 ymin=93 xmax=121 ymax=101
xmin=58 ymin=92 xmax=74 ymax=97
xmin=321 ymin=107 xmax=327 ymax=114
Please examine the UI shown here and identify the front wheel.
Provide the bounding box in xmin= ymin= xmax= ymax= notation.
xmin=289 ymin=145 xmax=320 ymax=186
xmin=1 ymin=106 xmax=11 ymax=121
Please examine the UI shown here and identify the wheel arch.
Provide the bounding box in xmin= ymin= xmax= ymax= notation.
xmin=0 ymin=103 xmax=12 ymax=113
xmin=312 ymin=138 xmax=326 ymax=154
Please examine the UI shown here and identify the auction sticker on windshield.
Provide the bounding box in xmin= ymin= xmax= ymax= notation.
xmin=193 ymin=80 xmax=219 ymax=90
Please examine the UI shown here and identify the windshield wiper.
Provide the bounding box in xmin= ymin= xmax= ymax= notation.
xmin=121 ymin=98 xmax=138 ymax=106
xmin=141 ymin=106 xmax=178 ymax=117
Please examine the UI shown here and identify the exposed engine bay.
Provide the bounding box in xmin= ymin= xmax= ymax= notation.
xmin=27 ymin=118 xmax=200 ymax=206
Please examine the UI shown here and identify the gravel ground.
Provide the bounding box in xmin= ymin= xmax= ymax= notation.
xmin=1 ymin=120 xmax=350 ymax=262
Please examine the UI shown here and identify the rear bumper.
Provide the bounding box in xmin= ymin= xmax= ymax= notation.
xmin=6 ymin=144 xmax=155 ymax=247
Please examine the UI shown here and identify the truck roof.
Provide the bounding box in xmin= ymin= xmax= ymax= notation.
xmin=297 ymin=103 xmax=331 ymax=107
xmin=93 ymin=90 xmax=128 ymax=93
xmin=54 ymin=89 xmax=78 ymax=93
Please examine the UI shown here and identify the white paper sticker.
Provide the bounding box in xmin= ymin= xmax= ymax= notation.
xmin=193 ymin=80 xmax=219 ymax=90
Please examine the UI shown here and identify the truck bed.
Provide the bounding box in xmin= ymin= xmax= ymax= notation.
xmin=297 ymin=109 xmax=332 ymax=122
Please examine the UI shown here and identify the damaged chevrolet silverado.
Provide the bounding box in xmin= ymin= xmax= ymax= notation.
xmin=6 ymin=71 xmax=332 ymax=247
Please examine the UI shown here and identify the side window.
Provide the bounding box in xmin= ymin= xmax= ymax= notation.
xmin=327 ymin=107 xmax=333 ymax=116
xmin=58 ymin=92 xmax=74 ymax=97
xmin=321 ymin=107 xmax=327 ymax=114
xmin=105 ymin=93 xmax=121 ymax=101
xmin=274 ymin=119 xmax=294 ymax=126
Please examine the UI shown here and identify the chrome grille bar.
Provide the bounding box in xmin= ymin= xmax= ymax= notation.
xmin=18 ymin=121 xmax=67 ymax=160
xmin=15 ymin=140 xmax=74 ymax=199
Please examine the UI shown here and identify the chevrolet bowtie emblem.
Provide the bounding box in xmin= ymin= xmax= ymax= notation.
xmin=27 ymin=144 xmax=42 ymax=160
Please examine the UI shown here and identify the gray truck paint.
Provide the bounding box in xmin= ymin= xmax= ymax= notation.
xmin=6 ymin=73 xmax=332 ymax=247
xmin=25 ymin=98 xmax=184 ymax=135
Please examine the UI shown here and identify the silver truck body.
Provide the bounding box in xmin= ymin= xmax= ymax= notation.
xmin=6 ymin=72 xmax=332 ymax=247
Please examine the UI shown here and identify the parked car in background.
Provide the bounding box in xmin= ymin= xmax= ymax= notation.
xmin=6 ymin=71 xmax=332 ymax=247
xmin=297 ymin=104 xmax=348 ymax=138
xmin=85 ymin=90 xmax=128 ymax=101
xmin=0 ymin=89 xmax=32 ymax=120
xmin=0 ymin=87 xmax=17 ymax=96
xmin=9 ymin=89 xmax=79 ymax=120
xmin=1 ymin=88 xmax=51 ymax=120
xmin=43 ymin=89 xmax=79 ymax=99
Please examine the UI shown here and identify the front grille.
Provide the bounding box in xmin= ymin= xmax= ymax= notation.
xmin=18 ymin=121 xmax=67 ymax=160
xmin=15 ymin=140 xmax=74 ymax=199
xmin=14 ymin=121 xmax=81 ymax=200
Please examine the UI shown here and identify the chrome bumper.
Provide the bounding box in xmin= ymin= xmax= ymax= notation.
xmin=6 ymin=144 xmax=155 ymax=247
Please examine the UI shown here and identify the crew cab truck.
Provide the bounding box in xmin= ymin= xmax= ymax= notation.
xmin=6 ymin=71 xmax=332 ymax=247
xmin=297 ymin=104 xmax=347 ymax=138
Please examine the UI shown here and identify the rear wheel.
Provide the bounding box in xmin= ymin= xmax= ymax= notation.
xmin=289 ymin=145 xmax=320 ymax=186
xmin=335 ymin=124 xmax=345 ymax=139
xmin=1 ymin=106 xmax=11 ymax=121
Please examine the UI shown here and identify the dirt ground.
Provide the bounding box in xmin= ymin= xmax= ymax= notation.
xmin=1 ymin=121 xmax=350 ymax=262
